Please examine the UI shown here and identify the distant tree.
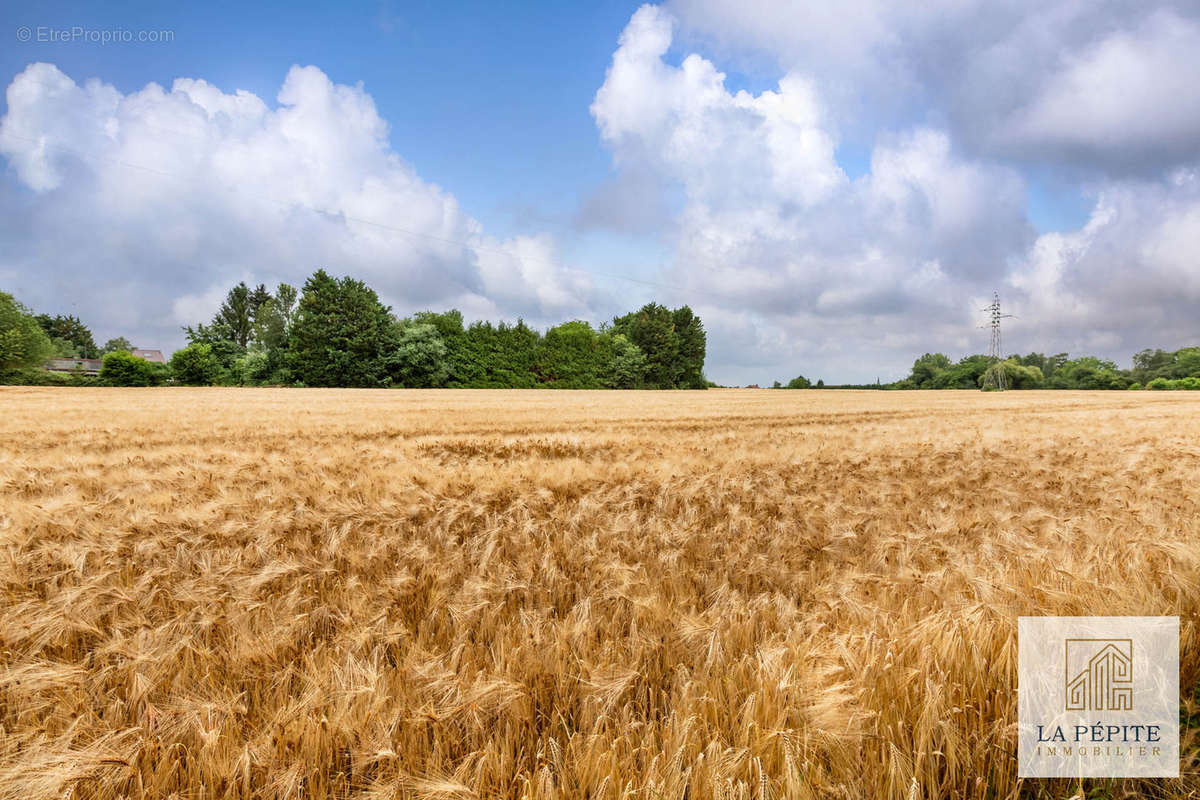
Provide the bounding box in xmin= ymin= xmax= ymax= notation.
xmin=816 ymin=379 xmax=825 ymax=388
xmin=182 ymin=323 xmax=244 ymax=370
xmin=288 ymin=269 xmax=397 ymax=387
xmin=1051 ymin=356 xmax=1126 ymax=389
xmin=35 ymin=314 xmax=98 ymax=358
xmin=101 ymin=336 xmax=134 ymax=354
xmin=785 ymin=375 xmax=812 ymax=389
xmin=48 ymin=338 xmax=77 ymax=358
xmin=1176 ymin=347 xmax=1200 ymax=378
xmin=1045 ymin=353 xmax=1069 ymax=380
xmin=601 ymin=332 xmax=647 ymax=389
xmin=930 ymin=355 xmax=991 ymax=389
xmin=232 ymin=350 xmax=271 ymax=385
xmin=978 ymin=359 xmax=1043 ymax=390
xmin=909 ymin=353 xmax=952 ymax=388
xmin=243 ymin=283 xmax=302 ymax=381
xmin=408 ymin=310 xmax=465 ymax=384
xmin=274 ymin=283 xmax=299 ymax=332
xmin=216 ymin=282 xmax=255 ymax=348
xmin=0 ymin=292 xmax=54 ymax=370
xmin=671 ymin=305 xmax=707 ymax=389
xmin=248 ymin=283 xmax=273 ymax=320
xmin=391 ymin=321 xmax=449 ymax=387
xmin=536 ymin=320 xmax=604 ymax=387
xmin=171 ymin=343 xmax=223 ymax=385
xmin=1015 ymin=352 xmax=1048 ymax=374
xmin=411 ymin=309 xmax=465 ymax=342
xmin=611 ymin=303 xmax=679 ymax=389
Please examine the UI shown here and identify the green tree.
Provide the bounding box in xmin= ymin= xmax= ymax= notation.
xmin=183 ymin=323 xmax=244 ymax=370
xmin=101 ymin=336 xmax=134 ymax=354
xmin=248 ymin=283 xmax=273 ymax=321
xmin=0 ymin=292 xmax=54 ymax=370
xmin=218 ymin=282 xmax=255 ymax=348
xmin=909 ymin=353 xmax=952 ymax=388
xmin=100 ymin=351 xmax=163 ymax=386
xmin=671 ymin=306 xmax=707 ymax=389
xmin=785 ymin=375 xmax=812 ymax=389
xmin=35 ymin=314 xmax=98 ymax=358
xmin=411 ymin=309 xmax=465 ymax=341
xmin=1176 ymin=347 xmax=1200 ymax=378
xmin=1131 ymin=348 xmax=1175 ymax=383
xmin=600 ymin=332 xmax=647 ymax=389
xmin=232 ymin=350 xmax=270 ymax=385
xmin=274 ymin=283 xmax=299 ymax=328
xmin=410 ymin=310 xmax=465 ymax=384
xmin=611 ymin=303 xmax=679 ymax=389
xmin=448 ymin=320 xmax=540 ymax=387
xmin=288 ymin=269 xmax=397 ymax=387
xmin=245 ymin=283 xmax=301 ymax=381
xmin=1051 ymin=356 xmax=1126 ymax=389
xmin=391 ymin=321 xmax=450 ymax=387
xmin=1044 ymin=353 xmax=1069 ymax=381
xmin=978 ymin=359 xmax=1043 ymax=390
xmin=1016 ymin=352 xmax=1047 ymax=374
xmin=931 ymin=355 xmax=991 ymax=389
xmin=536 ymin=320 xmax=603 ymax=388
xmin=171 ymin=343 xmax=224 ymax=385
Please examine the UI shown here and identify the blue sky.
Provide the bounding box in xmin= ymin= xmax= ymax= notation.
xmin=3 ymin=1 xmax=630 ymax=227
xmin=2 ymin=0 xmax=1198 ymax=383
xmin=5 ymin=0 xmax=1093 ymax=234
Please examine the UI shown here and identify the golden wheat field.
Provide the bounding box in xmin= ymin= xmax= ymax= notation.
xmin=0 ymin=387 xmax=1197 ymax=800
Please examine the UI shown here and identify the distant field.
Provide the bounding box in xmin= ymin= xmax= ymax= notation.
xmin=1 ymin=387 xmax=1197 ymax=799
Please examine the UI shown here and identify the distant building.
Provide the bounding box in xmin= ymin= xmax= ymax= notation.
xmin=43 ymin=348 xmax=165 ymax=376
xmin=45 ymin=358 xmax=103 ymax=376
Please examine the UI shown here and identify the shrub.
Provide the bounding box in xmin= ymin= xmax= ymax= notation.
xmin=1127 ymin=382 xmax=1143 ymax=390
xmin=171 ymin=343 xmax=224 ymax=386
xmin=100 ymin=351 xmax=164 ymax=386
xmin=233 ymin=350 xmax=271 ymax=386
xmin=1146 ymin=377 xmax=1171 ymax=390
xmin=0 ymin=367 xmax=101 ymax=386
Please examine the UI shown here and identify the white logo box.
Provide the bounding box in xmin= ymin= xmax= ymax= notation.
xmin=1018 ymin=616 xmax=1179 ymax=778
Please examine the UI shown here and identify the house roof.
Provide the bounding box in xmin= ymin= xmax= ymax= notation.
xmin=131 ymin=349 xmax=166 ymax=363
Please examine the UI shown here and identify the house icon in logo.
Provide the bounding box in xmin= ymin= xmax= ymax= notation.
xmin=1065 ymin=638 xmax=1133 ymax=711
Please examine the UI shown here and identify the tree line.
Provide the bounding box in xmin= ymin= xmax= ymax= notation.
xmin=0 ymin=272 xmax=709 ymax=389
xmin=776 ymin=348 xmax=1200 ymax=391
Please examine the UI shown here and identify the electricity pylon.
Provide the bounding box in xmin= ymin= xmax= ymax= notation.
xmin=980 ymin=292 xmax=1014 ymax=390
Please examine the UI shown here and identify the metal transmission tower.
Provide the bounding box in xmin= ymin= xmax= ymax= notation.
xmin=980 ymin=292 xmax=1014 ymax=390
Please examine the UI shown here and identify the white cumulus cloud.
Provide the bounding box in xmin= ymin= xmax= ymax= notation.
xmin=0 ymin=62 xmax=598 ymax=352
xmin=589 ymin=4 xmax=1200 ymax=383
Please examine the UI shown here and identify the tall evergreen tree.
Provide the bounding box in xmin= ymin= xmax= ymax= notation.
xmin=671 ymin=306 xmax=707 ymax=389
xmin=34 ymin=314 xmax=99 ymax=358
xmin=216 ymin=282 xmax=254 ymax=348
xmin=287 ymin=269 xmax=397 ymax=387
xmin=536 ymin=321 xmax=604 ymax=387
xmin=612 ymin=303 xmax=680 ymax=389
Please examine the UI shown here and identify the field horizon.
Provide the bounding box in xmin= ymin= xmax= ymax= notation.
xmin=1 ymin=387 xmax=1197 ymax=798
